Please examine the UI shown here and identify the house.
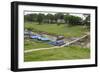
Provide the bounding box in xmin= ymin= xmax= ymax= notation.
xmin=57 ymin=19 xmax=65 ymax=24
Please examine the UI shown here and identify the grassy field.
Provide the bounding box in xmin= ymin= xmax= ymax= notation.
xmin=24 ymin=22 xmax=90 ymax=61
xmin=24 ymin=46 xmax=90 ymax=62
xmin=25 ymin=22 xmax=89 ymax=38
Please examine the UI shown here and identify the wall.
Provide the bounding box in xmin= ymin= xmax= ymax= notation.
xmin=0 ymin=0 xmax=99 ymax=73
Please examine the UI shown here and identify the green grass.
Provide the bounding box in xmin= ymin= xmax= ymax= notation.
xmin=25 ymin=22 xmax=89 ymax=38
xmin=24 ymin=39 xmax=53 ymax=50
xmin=24 ymin=46 xmax=90 ymax=62
xmin=24 ymin=22 xmax=90 ymax=61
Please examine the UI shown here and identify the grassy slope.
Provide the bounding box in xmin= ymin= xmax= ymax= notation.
xmin=25 ymin=22 xmax=88 ymax=37
xmin=24 ymin=22 xmax=90 ymax=61
xmin=24 ymin=46 xmax=90 ymax=62
xmin=24 ymin=39 xmax=53 ymax=50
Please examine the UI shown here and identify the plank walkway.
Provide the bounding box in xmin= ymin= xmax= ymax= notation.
xmin=24 ymin=34 xmax=89 ymax=53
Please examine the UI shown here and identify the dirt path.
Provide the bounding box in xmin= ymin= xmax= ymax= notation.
xmin=24 ymin=46 xmax=59 ymax=53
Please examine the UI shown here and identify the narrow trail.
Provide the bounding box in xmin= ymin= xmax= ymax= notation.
xmin=24 ymin=34 xmax=89 ymax=53
xmin=24 ymin=46 xmax=59 ymax=53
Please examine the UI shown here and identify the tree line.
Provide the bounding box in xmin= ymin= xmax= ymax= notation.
xmin=24 ymin=13 xmax=90 ymax=26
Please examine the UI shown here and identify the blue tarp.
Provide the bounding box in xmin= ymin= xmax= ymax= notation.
xmin=30 ymin=35 xmax=49 ymax=41
xmin=30 ymin=35 xmax=65 ymax=46
xmin=30 ymin=35 xmax=39 ymax=39
xmin=39 ymin=37 xmax=49 ymax=41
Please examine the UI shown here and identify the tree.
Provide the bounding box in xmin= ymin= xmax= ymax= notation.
xmin=31 ymin=14 xmax=38 ymax=22
xmin=64 ymin=14 xmax=82 ymax=26
xmin=54 ymin=13 xmax=58 ymax=23
xmin=83 ymin=14 xmax=90 ymax=28
xmin=24 ymin=14 xmax=32 ymax=22
xmin=37 ymin=13 xmax=44 ymax=24
xmin=24 ymin=14 xmax=38 ymax=22
xmin=64 ymin=13 xmax=70 ymax=24
xmin=54 ymin=13 xmax=64 ymax=25
xmin=46 ymin=13 xmax=54 ymax=24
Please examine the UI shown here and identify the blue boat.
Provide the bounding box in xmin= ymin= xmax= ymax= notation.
xmin=30 ymin=35 xmax=50 ymax=41
xmin=48 ymin=40 xmax=65 ymax=46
